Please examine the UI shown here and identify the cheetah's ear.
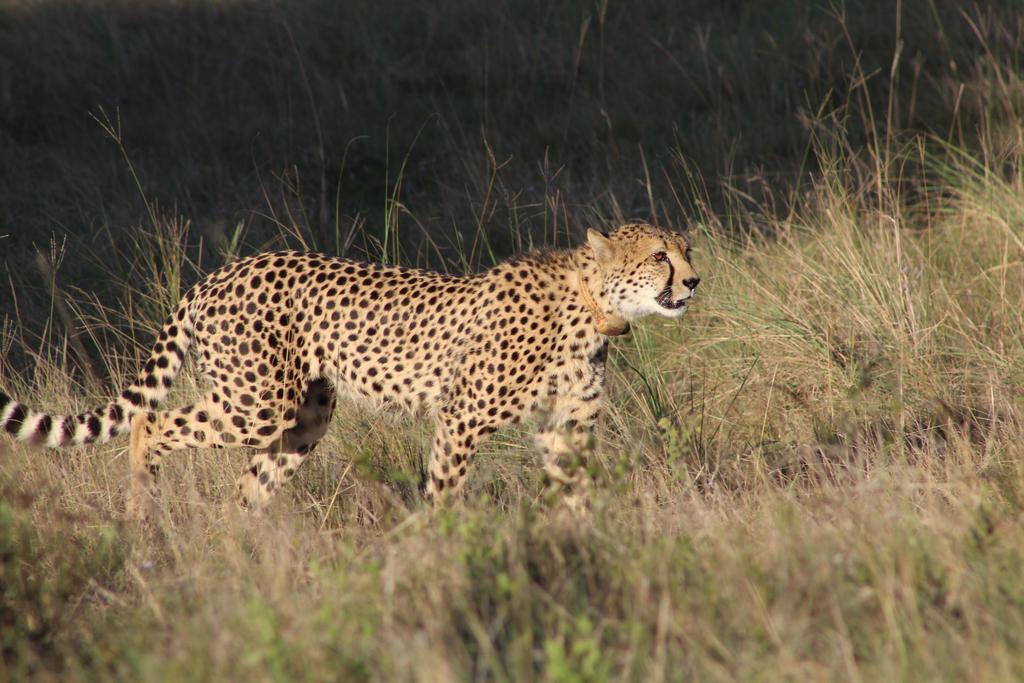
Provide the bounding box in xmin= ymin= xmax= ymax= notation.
xmin=586 ymin=228 xmax=614 ymax=262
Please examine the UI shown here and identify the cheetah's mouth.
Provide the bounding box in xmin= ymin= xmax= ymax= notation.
xmin=656 ymin=286 xmax=688 ymax=310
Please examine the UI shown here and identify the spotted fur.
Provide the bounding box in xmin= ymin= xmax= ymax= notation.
xmin=1 ymin=223 xmax=699 ymax=514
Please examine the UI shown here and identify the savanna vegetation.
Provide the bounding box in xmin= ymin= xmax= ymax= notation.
xmin=2 ymin=0 xmax=1024 ymax=680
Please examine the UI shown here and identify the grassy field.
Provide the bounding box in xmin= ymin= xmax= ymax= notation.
xmin=2 ymin=0 xmax=1024 ymax=680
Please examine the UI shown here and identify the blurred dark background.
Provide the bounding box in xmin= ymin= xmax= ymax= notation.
xmin=0 ymin=0 xmax=1021 ymax=374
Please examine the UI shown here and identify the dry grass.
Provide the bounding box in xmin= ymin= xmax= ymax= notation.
xmin=3 ymin=1 xmax=1024 ymax=681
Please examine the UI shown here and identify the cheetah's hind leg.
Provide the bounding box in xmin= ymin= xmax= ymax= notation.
xmin=235 ymin=379 xmax=336 ymax=512
xmin=127 ymin=412 xmax=158 ymax=520
xmin=125 ymin=392 xmax=289 ymax=520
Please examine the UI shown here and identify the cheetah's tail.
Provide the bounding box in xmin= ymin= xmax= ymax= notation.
xmin=0 ymin=298 xmax=195 ymax=448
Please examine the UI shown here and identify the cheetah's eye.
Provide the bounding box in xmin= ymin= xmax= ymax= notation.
xmin=651 ymin=251 xmax=668 ymax=262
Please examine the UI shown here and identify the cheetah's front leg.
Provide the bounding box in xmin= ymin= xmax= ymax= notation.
xmin=425 ymin=405 xmax=500 ymax=503
xmin=535 ymin=396 xmax=603 ymax=513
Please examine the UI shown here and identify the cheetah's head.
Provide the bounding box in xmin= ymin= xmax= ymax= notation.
xmin=586 ymin=223 xmax=700 ymax=321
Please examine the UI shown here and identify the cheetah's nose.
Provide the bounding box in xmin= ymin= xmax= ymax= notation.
xmin=683 ymin=277 xmax=700 ymax=290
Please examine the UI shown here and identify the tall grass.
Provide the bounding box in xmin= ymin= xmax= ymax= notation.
xmin=2 ymin=0 xmax=1024 ymax=681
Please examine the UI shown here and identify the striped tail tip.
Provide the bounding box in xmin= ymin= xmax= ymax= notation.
xmin=0 ymin=392 xmax=120 ymax=448
xmin=1 ymin=392 xmax=30 ymax=440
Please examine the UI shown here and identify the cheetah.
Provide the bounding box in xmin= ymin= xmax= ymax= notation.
xmin=0 ymin=223 xmax=699 ymax=515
